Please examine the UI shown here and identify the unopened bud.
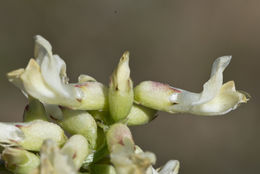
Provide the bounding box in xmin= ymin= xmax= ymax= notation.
xmin=58 ymin=108 xmax=98 ymax=149
xmin=125 ymin=104 xmax=157 ymax=126
xmin=61 ymin=135 xmax=89 ymax=170
xmin=134 ymin=81 xmax=181 ymax=113
xmin=106 ymin=123 xmax=133 ymax=152
xmin=90 ymin=164 xmax=116 ymax=174
xmin=2 ymin=148 xmax=40 ymax=174
xmin=109 ymin=51 xmax=134 ymax=122
xmin=23 ymin=97 xmax=48 ymax=122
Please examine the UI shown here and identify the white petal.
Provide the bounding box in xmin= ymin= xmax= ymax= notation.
xmin=7 ymin=68 xmax=28 ymax=97
xmin=21 ymin=59 xmax=58 ymax=103
xmin=159 ymin=160 xmax=180 ymax=174
xmin=168 ymin=56 xmax=248 ymax=115
xmin=170 ymin=56 xmax=231 ymax=106
xmin=0 ymin=123 xmax=24 ymax=147
xmin=38 ymin=139 xmax=77 ymax=174
xmin=191 ymin=81 xmax=248 ymax=115
xmin=193 ymin=56 xmax=231 ymax=105
xmin=34 ymin=36 xmax=82 ymax=101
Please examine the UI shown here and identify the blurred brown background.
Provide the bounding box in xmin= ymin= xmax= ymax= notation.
xmin=0 ymin=0 xmax=259 ymax=174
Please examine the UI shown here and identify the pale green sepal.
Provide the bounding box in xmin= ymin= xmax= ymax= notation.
xmin=58 ymin=108 xmax=97 ymax=149
xmin=23 ymin=97 xmax=48 ymax=122
xmin=74 ymin=82 xmax=109 ymax=111
xmin=134 ymin=81 xmax=179 ymax=113
xmin=61 ymin=135 xmax=89 ymax=170
xmin=125 ymin=104 xmax=157 ymax=126
xmin=2 ymin=147 xmax=40 ymax=174
xmin=18 ymin=120 xmax=67 ymax=151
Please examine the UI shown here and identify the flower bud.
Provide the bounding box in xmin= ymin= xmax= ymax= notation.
xmin=23 ymin=97 xmax=48 ymax=122
xmin=58 ymin=108 xmax=97 ymax=149
xmin=61 ymin=135 xmax=89 ymax=170
xmin=134 ymin=81 xmax=180 ymax=112
xmin=125 ymin=104 xmax=157 ymax=126
xmin=109 ymin=51 xmax=134 ymax=122
xmin=2 ymin=148 xmax=40 ymax=174
xmin=106 ymin=123 xmax=133 ymax=152
xmin=17 ymin=120 xmax=67 ymax=151
xmin=90 ymin=164 xmax=116 ymax=174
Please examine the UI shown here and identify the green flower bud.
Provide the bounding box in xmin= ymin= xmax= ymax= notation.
xmin=58 ymin=108 xmax=97 ymax=149
xmin=17 ymin=120 xmax=67 ymax=151
xmin=106 ymin=123 xmax=133 ymax=152
xmin=90 ymin=164 xmax=116 ymax=174
xmin=2 ymin=148 xmax=40 ymax=174
xmin=125 ymin=104 xmax=157 ymax=126
xmin=23 ymin=97 xmax=48 ymax=122
xmin=109 ymin=51 xmax=134 ymax=122
xmin=61 ymin=135 xmax=89 ymax=170
xmin=134 ymin=81 xmax=180 ymax=112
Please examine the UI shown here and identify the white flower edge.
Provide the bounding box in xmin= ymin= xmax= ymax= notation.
xmin=31 ymin=139 xmax=77 ymax=174
xmin=169 ymin=56 xmax=249 ymax=115
xmin=110 ymin=137 xmax=156 ymax=174
xmin=0 ymin=122 xmax=24 ymax=147
xmin=150 ymin=160 xmax=180 ymax=174
xmin=7 ymin=35 xmax=83 ymax=109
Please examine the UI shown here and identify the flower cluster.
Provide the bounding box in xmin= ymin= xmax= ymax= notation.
xmin=0 ymin=35 xmax=249 ymax=174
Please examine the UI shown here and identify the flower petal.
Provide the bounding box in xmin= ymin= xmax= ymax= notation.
xmin=0 ymin=123 xmax=24 ymax=147
xmin=191 ymin=81 xmax=249 ymax=115
xmin=35 ymin=139 xmax=77 ymax=174
xmin=158 ymin=160 xmax=180 ymax=174
xmin=170 ymin=56 xmax=231 ymax=106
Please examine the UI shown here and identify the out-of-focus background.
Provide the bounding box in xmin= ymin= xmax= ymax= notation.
xmin=0 ymin=0 xmax=259 ymax=174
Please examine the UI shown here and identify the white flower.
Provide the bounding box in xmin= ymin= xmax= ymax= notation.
xmin=134 ymin=56 xmax=249 ymax=116
xmin=7 ymin=35 xmax=108 ymax=112
xmin=110 ymin=137 xmax=156 ymax=174
xmin=169 ymin=56 xmax=249 ymax=115
xmin=30 ymin=139 xmax=77 ymax=174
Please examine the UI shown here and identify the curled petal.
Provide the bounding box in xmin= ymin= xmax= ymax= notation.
xmin=135 ymin=56 xmax=249 ymax=115
xmin=191 ymin=81 xmax=249 ymax=115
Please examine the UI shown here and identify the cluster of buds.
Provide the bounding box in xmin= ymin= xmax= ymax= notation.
xmin=0 ymin=35 xmax=249 ymax=174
